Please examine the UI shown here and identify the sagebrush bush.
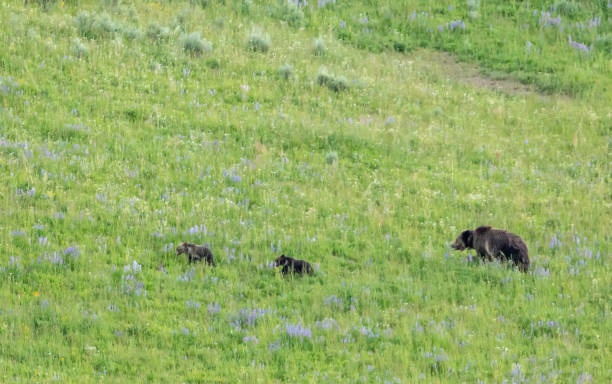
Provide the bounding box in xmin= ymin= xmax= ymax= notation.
xmin=247 ymin=29 xmax=270 ymax=52
xmin=272 ymin=2 xmax=304 ymax=27
xmin=72 ymin=38 xmax=88 ymax=58
xmin=180 ymin=32 xmax=212 ymax=56
xmin=467 ymin=0 xmax=480 ymax=19
xmin=74 ymin=11 xmax=118 ymax=39
xmin=325 ymin=151 xmax=338 ymax=165
xmin=553 ymin=0 xmax=580 ymax=16
xmin=313 ymin=37 xmax=326 ymax=56
xmin=146 ymin=22 xmax=170 ymax=41
xmin=122 ymin=26 xmax=142 ymax=41
xmin=278 ymin=64 xmax=293 ymax=79
xmin=317 ymin=68 xmax=348 ymax=92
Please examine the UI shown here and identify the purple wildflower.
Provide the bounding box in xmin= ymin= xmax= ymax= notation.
xmin=243 ymin=335 xmax=258 ymax=344
xmin=229 ymin=308 xmax=271 ymax=330
xmin=123 ymin=260 xmax=141 ymax=273
xmin=269 ymin=339 xmax=281 ymax=351
xmin=285 ymin=321 xmax=312 ymax=340
xmin=449 ymin=20 xmax=466 ymax=31
xmin=323 ymin=295 xmax=342 ymax=306
xmin=568 ymin=35 xmax=591 ymax=53
xmin=186 ymin=299 xmax=201 ymax=309
xmin=207 ymin=302 xmax=221 ymax=315
xmin=315 ymin=318 xmax=338 ymax=330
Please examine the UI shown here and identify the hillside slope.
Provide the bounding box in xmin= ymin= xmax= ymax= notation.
xmin=1 ymin=1 xmax=610 ymax=382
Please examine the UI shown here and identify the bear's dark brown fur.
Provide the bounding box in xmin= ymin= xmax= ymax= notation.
xmin=176 ymin=242 xmax=215 ymax=266
xmin=274 ymin=254 xmax=314 ymax=275
xmin=451 ymin=226 xmax=530 ymax=272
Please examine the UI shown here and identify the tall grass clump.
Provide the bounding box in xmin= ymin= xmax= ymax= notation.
xmin=179 ymin=32 xmax=212 ymax=56
xmin=313 ymin=37 xmax=327 ymax=56
xmin=247 ymin=29 xmax=270 ymax=52
xmin=317 ymin=67 xmax=348 ymax=92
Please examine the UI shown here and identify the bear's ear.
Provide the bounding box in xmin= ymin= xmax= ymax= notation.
xmin=461 ymin=230 xmax=474 ymax=247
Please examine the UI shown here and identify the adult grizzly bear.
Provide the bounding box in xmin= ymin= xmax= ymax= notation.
xmin=176 ymin=242 xmax=216 ymax=266
xmin=451 ymin=226 xmax=530 ymax=272
xmin=273 ymin=254 xmax=314 ymax=275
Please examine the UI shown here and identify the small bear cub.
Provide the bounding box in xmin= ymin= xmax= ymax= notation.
xmin=451 ymin=226 xmax=530 ymax=272
xmin=176 ymin=242 xmax=215 ymax=266
xmin=274 ymin=254 xmax=314 ymax=275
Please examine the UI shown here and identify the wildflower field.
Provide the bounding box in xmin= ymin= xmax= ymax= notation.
xmin=1 ymin=0 xmax=611 ymax=382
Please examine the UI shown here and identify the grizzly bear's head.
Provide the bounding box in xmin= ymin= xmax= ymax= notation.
xmin=274 ymin=254 xmax=290 ymax=267
xmin=451 ymin=230 xmax=474 ymax=251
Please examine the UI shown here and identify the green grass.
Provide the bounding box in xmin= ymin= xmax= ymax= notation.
xmin=1 ymin=0 xmax=611 ymax=382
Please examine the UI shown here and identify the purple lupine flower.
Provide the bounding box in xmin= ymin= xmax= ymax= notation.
xmin=186 ymin=299 xmax=201 ymax=309
xmin=243 ymin=335 xmax=258 ymax=344
xmin=588 ymin=16 xmax=601 ymax=28
xmin=123 ymin=260 xmax=141 ymax=273
xmin=315 ymin=318 xmax=338 ymax=330
xmin=207 ymin=302 xmax=221 ymax=315
xmin=449 ymin=20 xmax=466 ymax=31
xmin=177 ymin=268 xmax=195 ymax=282
xmin=229 ymin=308 xmax=271 ymax=330
xmin=568 ymin=36 xmax=591 ymax=53
xmin=122 ymin=274 xmax=145 ymax=296
xmin=285 ymin=321 xmax=312 ymax=340
xmin=323 ymin=295 xmax=342 ymax=306
xmin=268 ymin=339 xmax=281 ymax=351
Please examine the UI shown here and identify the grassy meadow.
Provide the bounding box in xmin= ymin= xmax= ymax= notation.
xmin=1 ymin=0 xmax=611 ymax=382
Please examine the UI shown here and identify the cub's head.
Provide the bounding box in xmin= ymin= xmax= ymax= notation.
xmin=274 ymin=254 xmax=290 ymax=267
xmin=451 ymin=230 xmax=474 ymax=251
xmin=176 ymin=242 xmax=190 ymax=255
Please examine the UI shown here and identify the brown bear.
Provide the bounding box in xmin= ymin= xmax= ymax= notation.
xmin=451 ymin=226 xmax=530 ymax=272
xmin=176 ymin=242 xmax=215 ymax=266
xmin=273 ymin=254 xmax=314 ymax=275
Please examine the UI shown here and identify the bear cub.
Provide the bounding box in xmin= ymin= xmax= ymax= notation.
xmin=274 ymin=254 xmax=314 ymax=275
xmin=451 ymin=226 xmax=530 ymax=272
xmin=176 ymin=242 xmax=216 ymax=266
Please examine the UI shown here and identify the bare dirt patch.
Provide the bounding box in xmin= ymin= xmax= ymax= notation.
xmin=410 ymin=49 xmax=540 ymax=96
